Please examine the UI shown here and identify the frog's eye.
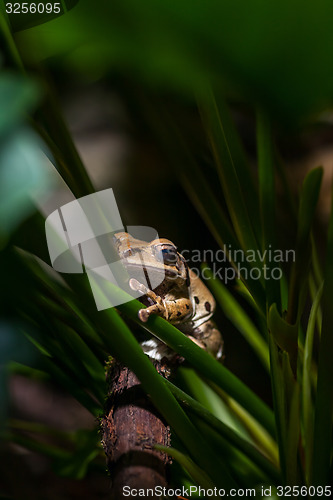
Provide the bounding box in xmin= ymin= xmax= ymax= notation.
xmin=123 ymin=248 xmax=132 ymax=258
xmin=152 ymin=242 xmax=179 ymax=265
xmin=160 ymin=248 xmax=178 ymax=265
xmin=123 ymin=247 xmax=140 ymax=258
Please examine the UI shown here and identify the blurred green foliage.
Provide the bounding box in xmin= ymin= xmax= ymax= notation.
xmin=0 ymin=73 xmax=51 ymax=241
xmin=3 ymin=0 xmax=79 ymax=31
xmin=0 ymin=69 xmax=52 ymax=429
xmin=14 ymin=0 xmax=333 ymax=124
xmin=1 ymin=0 xmax=333 ymax=497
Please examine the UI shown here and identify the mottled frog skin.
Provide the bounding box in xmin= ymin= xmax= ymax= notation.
xmin=113 ymin=232 xmax=223 ymax=361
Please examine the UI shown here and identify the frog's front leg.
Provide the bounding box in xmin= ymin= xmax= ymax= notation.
xmin=129 ymin=278 xmax=165 ymax=322
xmin=129 ymin=278 xmax=193 ymax=323
xmin=187 ymin=320 xmax=223 ymax=360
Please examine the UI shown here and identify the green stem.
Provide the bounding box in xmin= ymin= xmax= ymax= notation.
xmin=256 ymin=109 xmax=280 ymax=311
xmin=116 ymin=298 xmax=276 ymax=437
xmin=204 ymin=264 xmax=270 ymax=371
xmin=35 ymin=74 xmax=95 ymax=198
xmin=0 ymin=9 xmax=25 ymax=70
xmin=165 ymin=379 xmax=281 ymax=482
xmin=302 ymin=282 xmax=323 ymax=483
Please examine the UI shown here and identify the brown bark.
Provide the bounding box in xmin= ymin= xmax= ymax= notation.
xmin=101 ymin=360 xmax=172 ymax=499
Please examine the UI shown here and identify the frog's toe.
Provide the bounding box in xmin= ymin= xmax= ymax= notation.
xmin=138 ymin=308 xmax=150 ymax=322
xmin=129 ymin=279 xmax=151 ymax=298
xmin=129 ymin=278 xmax=142 ymax=291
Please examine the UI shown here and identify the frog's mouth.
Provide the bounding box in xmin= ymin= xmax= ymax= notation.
xmin=121 ymin=259 xmax=184 ymax=292
xmin=122 ymin=262 xmax=179 ymax=279
xmin=123 ymin=263 xmax=178 ymax=295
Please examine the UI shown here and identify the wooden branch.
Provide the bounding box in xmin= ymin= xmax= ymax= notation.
xmin=101 ymin=360 xmax=172 ymax=499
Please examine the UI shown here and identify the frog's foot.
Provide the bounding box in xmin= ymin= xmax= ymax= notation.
xmin=129 ymin=278 xmax=158 ymax=301
xmin=129 ymin=278 xmax=167 ymax=323
xmin=129 ymin=278 xmax=149 ymax=294
xmin=187 ymin=322 xmax=223 ymax=360
xmin=138 ymin=300 xmax=166 ymax=323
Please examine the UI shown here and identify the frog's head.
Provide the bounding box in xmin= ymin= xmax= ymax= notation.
xmin=113 ymin=232 xmax=188 ymax=285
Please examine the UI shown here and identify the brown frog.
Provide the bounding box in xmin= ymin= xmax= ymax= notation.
xmin=113 ymin=232 xmax=223 ymax=361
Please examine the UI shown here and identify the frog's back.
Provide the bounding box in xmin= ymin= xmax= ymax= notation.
xmin=188 ymin=269 xmax=215 ymax=328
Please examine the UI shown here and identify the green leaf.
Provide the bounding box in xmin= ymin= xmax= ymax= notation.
xmin=257 ymin=110 xmax=281 ymax=310
xmin=155 ymin=445 xmax=215 ymax=490
xmin=35 ymin=90 xmax=95 ymax=198
xmin=54 ymin=429 xmax=100 ymax=479
xmin=0 ymin=73 xmax=39 ymax=133
xmin=58 ymin=274 xmax=238 ymax=489
xmin=25 ymin=259 xmax=274 ymax=441
xmin=302 ymin=282 xmax=323 ymax=482
xmin=3 ymin=1 xmax=80 ymax=32
xmin=8 ymin=362 xmax=50 ymax=382
xmin=22 ymin=307 xmax=106 ymax=405
xmin=199 ymin=89 xmax=260 ymax=258
xmin=40 ymin=356 xmax=102 ymax=416
xmin=268 ymin=333 xmax=301 ymax=485
xmin=312 ymin=189 xmax=333 ymax=485
xmin=0 ymin=71 xmax=51 ymax=243
xmin=116 ymin=296 xmax=275 ymax=436
xmin=16 ymin=0 xmax=333 ymax=124
xmin=9 ymin=358 xmax=101 ymax=417
xmin=7 ymin=419 xmax=103 ymax=478
xmin=6 ymin=426 xmax=104 ymax=479
xmin=287 ymin=167 xmax=323 ymax=325
xmin=268 ymin=335 xmax=287 ymax=482
xmin=50 ymin=321 xmax=106 ymax=403
xmin=268 ymin=304 xmax=298 ymax=372
xmin=204 ymin=265 xmax=270 ymax=371
xmin=0 ymin=129 xmax=52 ymax=239
xmin=153 ymin=97 xmax=266 ymax=311
xmin=177 ymin=367 xmax=250 ymax=439
xmin=165 ymin=378 xmax=281 ymax=483
xmin=220 ymin=394 xmax=279 ymax=468
xmin=284 ymin=362 xmax=300 ymax=485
